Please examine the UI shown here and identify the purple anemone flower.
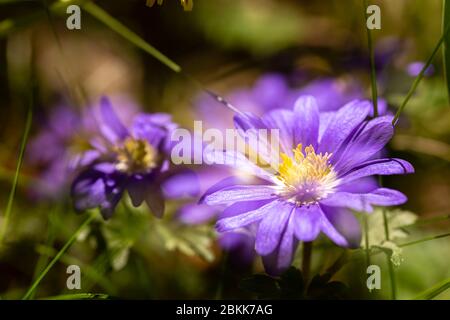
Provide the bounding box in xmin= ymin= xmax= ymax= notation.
xmin=71 ymin=97 xmax=199 ymax=219
xmin=27 ymin=96 xmax=139 ymax=200
xmin=182 ymin=74 xmax=368 ymax=266
xmin=200 ymin=95 xmax=414 ymax=275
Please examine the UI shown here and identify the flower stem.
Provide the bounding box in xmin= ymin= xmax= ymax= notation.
xmin=393 ymin=21 xmax=450 ymax=126
xmin=363 ymin=0 xmax=378 ymax=117
xmin=363 ymin=214 xmax=371 ymax=267
xmin=302 ymin=241 xmax=313 ymax=283
xmin=22 ymin=211 xmax=97 ymax=300
xmin=385 ymin=251 xmax=397 ymax=299
xmin=382 ymin=210 xmax=397 ymax=300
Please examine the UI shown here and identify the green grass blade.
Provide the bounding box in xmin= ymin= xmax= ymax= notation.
xmin=393 ymin=22 xmax=450 ymax=125
xmin=0 ymin=105 xmax=32 ymax=244
xmin=443 ymin=0 xmax=450 ymax=104
xmin=414 ymin=278 xmax=450 ymax=300
xmin=36 ymin=245 xmax=119 ymax=295
xmin=0 ymin=0 xmax=84 ymax=37
xmin=40 ymin=293 xmax=109 ymax=300
xmin=399 ymin=232 xmax=450 ymax=247
xmin=83 ymin=2 xmax=181 ymax=73
xmin=400 ymin=213 xmax=450 ymax=228
xmin=22 ymin=211 xmax=97 ymax=300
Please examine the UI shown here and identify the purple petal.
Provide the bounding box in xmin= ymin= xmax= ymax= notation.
xmin=338 ymin=177 xmax=378 ymax=193
xmin=320 ymin=188 xmax=408 ymax=212
xmin=216 ymin=199 xmax=280 ymax=232
xmin=204 ymin=150 xmax=276 ymax=183
xmin=340 ymin=158 xmax=414 ymax=184
xmin=203 ymin=185 xmax=278 ymax=206
xmin=93 ymin=162 xmax=117 ymax=174
xmin=161 ymin=170 xmax=200 ymax=199
xmin=293 ymin=205 xmax=321 ymax=242
xmin=72 ymin=174 xmax=106 ymax=212
xmin=333 ymin=116 xmax=394 ymax=172
xmin=177 ymin=203 xmax=219 ymax=224
xmin=200 ymin=175 xmax=252 ymax=203
xmin=233 ymin=112 xmax=280 ymax=166
xmin=255 ymin=202 xmax=293 ymax=255
xmin=145 ymin=185 xmax=165 ymax=218
xmin=261 ymin=213 xmax=298 ymax=276
xmin=220 ymin=199 xmax=274 ymax=219
xmin=318 ymin=111 xmax=333 ymax=142
xmin=318 ymin=206 xmax=349 ymax=247
xmin=99 ymin=97 xmax=129 ymax=142
xmin=71 ymin=169 xmax=125 ymax=220
xmin=318 ymin=100 xmax=370 ymax=154
xmin=261 ymin=109 xmax=295 ymax=156
xmin=74 ymin=150 xmax=101 ymax=168
xmin=293 ymin=95 xmax=320 ymax=148
xmin=132 ymin=113 xmax=176 ymax=152
xmin=127 ymin=176 xmax=149 ymax=207
xmin=233 ymin=111 xmax=266 ymax=132
xmin=321 ymin=205 xmax=361 ymax=248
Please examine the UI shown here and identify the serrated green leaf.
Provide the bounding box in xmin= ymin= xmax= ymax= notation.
xmin=362 ymin=208 xmax=418 ymax=248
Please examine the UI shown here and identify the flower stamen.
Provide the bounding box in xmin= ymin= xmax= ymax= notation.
xmin=115 ymin=137 xmax=158 ymax=173
xmin=277 ymin=144 xmax=337 ymax=205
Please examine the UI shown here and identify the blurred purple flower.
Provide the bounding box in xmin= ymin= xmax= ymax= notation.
xmin=406 ymin=62 xmax=434 ymax=77
xmin=296 ymin=78 xmax=362 ymax=112
xmin=27 ymin=97 xmax=139 ymax=200
xmin=201 ymin=95 xmax=414 ymax=275
xmin=71 ymin=97 xmax=199 ymax=219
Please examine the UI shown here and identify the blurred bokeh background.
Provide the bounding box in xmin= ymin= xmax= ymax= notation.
xmin=0 ymin=0 xmax=449 ymax=299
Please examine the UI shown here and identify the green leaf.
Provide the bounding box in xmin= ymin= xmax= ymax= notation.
xmin=443 ymin=0 xmax=450 ymax=104
xmin=414 ymin=278 xmax=450 ymax=300
xmin=155 ymin=222 xmax=215 ymax=262
xmin=362 ymin=208 xmax=418 ymax=252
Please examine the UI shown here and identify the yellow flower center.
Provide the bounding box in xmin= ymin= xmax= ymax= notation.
xmin=115 ymin=137 xmax=158 ymax=173
xmin=277 ymin=144 xmax=337 ymax=205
